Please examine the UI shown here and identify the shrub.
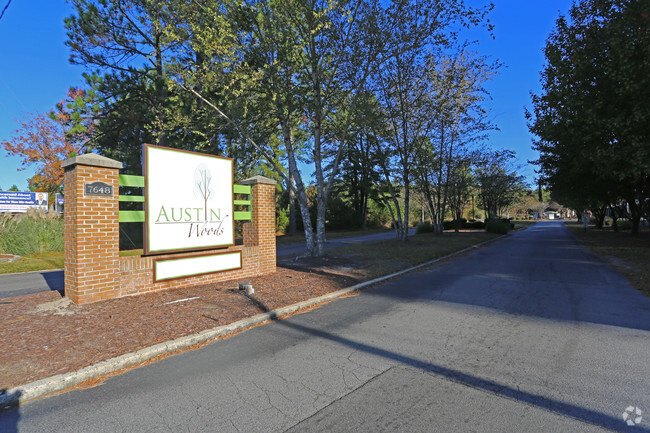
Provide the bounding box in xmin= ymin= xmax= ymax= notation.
xmin=465 ymin=221 xmax=485 ymax=229
xmin=366 ymin=200 xmax=392 ymax=228
xmin=0 ymin=209 xmax=63 ymax=255
xmin=325 ymin=196 xmax=357 ymax=229
xmin=416 ymin=222 xmax=434 ymax=234
xmin=276 ymin=207 xmax=290 ymax=234
xmin=618 ymin=220 xmax=633 ymax=231
xmin=486 ymin=220 xmax=510 ymax=234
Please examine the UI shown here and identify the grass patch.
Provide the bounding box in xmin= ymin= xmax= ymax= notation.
xmin=512 ymin=220 xmax=539 ymax=230
xmin=0 ymin=252 xmax=64 ymax=274
xmin=331 ymin=231 xmax=501 ymax=279
xmin=566 ymin=222 xmax=650 ymax=297
xmin=0 ymin=210 xmax=63 ymax=256
xmin=276 ymin=228 xmax=392 ymax=245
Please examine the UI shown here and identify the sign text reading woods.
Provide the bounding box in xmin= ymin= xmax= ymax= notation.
xmin=145 ymin=144 xmax=234 ymax=254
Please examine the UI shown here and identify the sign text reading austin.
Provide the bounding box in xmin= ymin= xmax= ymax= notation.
xmin=155 ymin=205 xmax=229 ymax=238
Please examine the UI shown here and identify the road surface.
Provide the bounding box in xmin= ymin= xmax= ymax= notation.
xmin=0 ymin=269 xmax=64 ymax=298
xmin=1 ymin=221 xmax=649 ymax=432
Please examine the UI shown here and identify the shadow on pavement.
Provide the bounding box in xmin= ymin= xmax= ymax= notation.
xmin=280 ymin=319 xmax=645 ymax=432
xmin=41 ymin=270 xmax=64 ymax=294
xmin=245 ymin=292 xmax=644 ymax=432
xmin=361 ymin=224 xmax=650 ymax=332
xmin=0 ymin=390 xmax=21 ymax=432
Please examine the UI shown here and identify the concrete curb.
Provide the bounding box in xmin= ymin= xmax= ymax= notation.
xmin=0 ymin=233 xmax=506 ymax=410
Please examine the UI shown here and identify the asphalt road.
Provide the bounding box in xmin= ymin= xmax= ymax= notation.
xmin=2 ymin=221 xmax=649 ymax=432
xmin=0 ymin=229 xmax=414 ymax=298
xmin=0 ymin=269 xmax=64 ymax=298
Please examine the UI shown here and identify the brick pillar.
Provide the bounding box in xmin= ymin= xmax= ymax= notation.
xmin=240 ymin=175 xmax=277 ymax=274
xmin=62 ymin=154 xmax=123 ymax=304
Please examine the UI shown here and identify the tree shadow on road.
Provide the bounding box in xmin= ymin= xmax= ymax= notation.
xmin=0 ymin=389 xmax=21 ymax=433
xmin=359 ymin=227 xmax=650 ymax=332
xmin=247 ymin=292 xmax=647 ymax=432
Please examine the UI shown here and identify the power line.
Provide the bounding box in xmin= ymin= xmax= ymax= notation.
xmin=0 ymin=0 xmax=12 ymax=21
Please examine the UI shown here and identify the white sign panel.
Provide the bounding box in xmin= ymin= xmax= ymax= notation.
xmin=154 ymin=251 xmax=242 ymax=282
xmin=145 ymin=144 xmax=234 ymax=254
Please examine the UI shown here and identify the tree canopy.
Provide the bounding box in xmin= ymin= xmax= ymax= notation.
xmin=529 ymin=0 xmax=650 ymax=233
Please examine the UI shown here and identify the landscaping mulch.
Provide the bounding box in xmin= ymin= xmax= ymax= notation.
xmin=0 ymin=262 xmax=362 ymax=391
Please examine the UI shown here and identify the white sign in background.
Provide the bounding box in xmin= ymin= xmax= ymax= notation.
xmin=145 ymin=145 xmax=234 ymax=254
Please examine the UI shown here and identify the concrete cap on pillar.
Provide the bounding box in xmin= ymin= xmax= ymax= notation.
xmin=61 ymin=153 xmax=123 ymax=170
xmin=239 ymin=175 xmax=277 ymax=185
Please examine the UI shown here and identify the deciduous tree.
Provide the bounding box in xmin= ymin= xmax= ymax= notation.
xmin=1 ymin=88 xmax=95 ymax=195
xmin=529 ymin=0 xmax=650 ymax=234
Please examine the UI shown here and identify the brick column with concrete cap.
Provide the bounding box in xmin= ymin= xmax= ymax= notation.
xmin=62 ymin=153 xmax=123 ymax=304
xmin=240 ymin=175 xmax=277 ymax=275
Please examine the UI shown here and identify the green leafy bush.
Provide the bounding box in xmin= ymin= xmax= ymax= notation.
xmin=276 ymin=207 xmax=290 ymax=233
xmin=442 ymin=219 xmax=484 ymax=230
xmin=617 ymin=220 xmax=633 ymax=230
xmin=416 ymin=222 xmax=434 ymax=234
xmin=366 ymin=200 xmax=392 ymax=229
xmin=0 ymin=209 xmax=63 ymax=255
xmin=486 ymin=220 xmax=510 ymax=234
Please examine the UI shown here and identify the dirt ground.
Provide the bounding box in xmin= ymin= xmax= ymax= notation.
xmin=0 ymin=256 xmax=371 ymax=391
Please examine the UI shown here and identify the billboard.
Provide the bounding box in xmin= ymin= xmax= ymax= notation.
xmin=144 ymin=144 xmax=234 ymax=255
xmin=0 ymin=191 xmax=48 ymax=213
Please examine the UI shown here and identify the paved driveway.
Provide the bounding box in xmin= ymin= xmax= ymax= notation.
xmin=2 ymin=221 xmax=649 ymax=432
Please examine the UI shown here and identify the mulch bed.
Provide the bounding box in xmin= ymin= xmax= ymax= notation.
xmin=0 ymin=262 xmax=363 ymax=391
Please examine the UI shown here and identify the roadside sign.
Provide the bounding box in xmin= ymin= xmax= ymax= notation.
xmin=0 ymin=191 xmax=48 ymax=213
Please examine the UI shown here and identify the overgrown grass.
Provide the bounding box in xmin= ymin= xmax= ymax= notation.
xmin=0 ymin=252 xmax=64 ymax=274
xmin=332 ymin=231 xmax=502 ymax=279
xmin=0 ymin=210 xmax=63 ymax=256
xmin=566 ymin=222 xmax=649 ymax=297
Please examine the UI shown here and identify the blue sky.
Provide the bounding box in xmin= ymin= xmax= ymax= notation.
xmin=0 ymin=0 xmax=572 ymax=191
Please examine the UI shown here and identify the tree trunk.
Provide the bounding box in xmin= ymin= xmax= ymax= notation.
xmin=282 ymin=123 xmax=316 ymax=255
xmin=627 ymin=197 xmax=642 ymax=236
xmin=288 ymin=172 xmax=297 ymax=234
xmin=592 ymin=207 xmax=606 ymax=229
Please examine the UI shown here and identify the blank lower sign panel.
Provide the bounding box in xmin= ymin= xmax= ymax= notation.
xmin=154 ymin=251 xmax=242 ymax=282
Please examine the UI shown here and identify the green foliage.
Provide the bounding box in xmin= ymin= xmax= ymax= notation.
xmin=529 ymin=0 xmax=650 ymax=233
xmin=0 ymin=210 xmax=63 ymax=256
xmin=325 ymin=196 xmax=358 ymax=230
xmin=416 ymin=222 xmax=434 ymax=234
xmin=485 ymin=220 xmax=510 ymax=234
xmin=64 ymin=0 xmax=500 ymax=252
xmin=366 ymin=199 xmax=392 ymax=229
xmin=442 ymin=219 xmax=485 ymax=230
xmin=443 ymin=218 xmax=467 ymax=231
xmin=276 ymin=207 xmax=290 ymax=234
xmin=475 ymin=150 xmax=527 ymax=219
xmin=618 ymin=220 xmax=633 ymax=231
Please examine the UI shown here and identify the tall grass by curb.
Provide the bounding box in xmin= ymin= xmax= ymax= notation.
xmin=0 ymin=209 xmax=63 ymax=256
